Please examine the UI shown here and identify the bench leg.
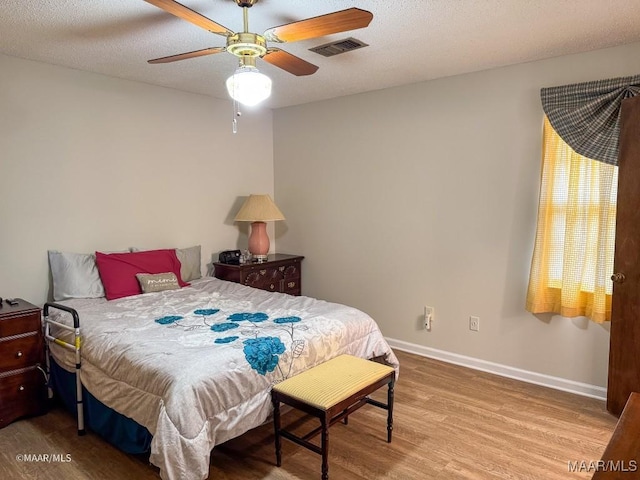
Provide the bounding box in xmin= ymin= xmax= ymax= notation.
xmin=387 ymin=379 xmax=395 ymax=443
xmin=271 ymin=393 xmax=282 ymax=467
xmin=321 ymin=414 xmax=329 ymax=480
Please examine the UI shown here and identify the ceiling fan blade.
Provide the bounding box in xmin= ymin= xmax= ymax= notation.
xmin=143 ymin=0 xmax=233 ymax=36
xmin=148 ymin=47 xmax=225 ymax=64
xmin=263 ymin=8 xmax=373 ymax=43
xmin=263 ymin=48 xmax=319 ymax=76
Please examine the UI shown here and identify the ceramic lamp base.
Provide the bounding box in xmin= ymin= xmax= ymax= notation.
xmin=248 ymin=221 xmax=270 ymax=259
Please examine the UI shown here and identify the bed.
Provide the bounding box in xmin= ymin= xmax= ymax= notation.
xmin=45 ymin=270 xmax=399 ymax=480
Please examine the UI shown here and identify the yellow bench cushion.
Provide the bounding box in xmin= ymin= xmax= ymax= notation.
xmin=273 ymin=354 xmax=395 ymax=410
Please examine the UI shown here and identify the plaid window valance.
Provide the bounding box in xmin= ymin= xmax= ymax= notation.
xmin=541 ymin=74 xmax=640 ymax=166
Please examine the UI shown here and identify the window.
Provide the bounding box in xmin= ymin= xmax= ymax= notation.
xmin=526 ymin=116 xmax=618 ymax=323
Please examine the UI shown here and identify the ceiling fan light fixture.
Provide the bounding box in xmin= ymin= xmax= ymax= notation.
xmin=226 ymin=65 xmax=272 ymax=107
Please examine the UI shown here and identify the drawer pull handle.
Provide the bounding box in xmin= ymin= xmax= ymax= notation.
xmin=288 ymin=282 xmax=296 ymax=288
xmin=19 ymin=385 xmax=25 ymax=392
xmin=16 ymin=351 xmax=23 ymax=358
xmin=270 ymin=284 xmax=275 ymax=290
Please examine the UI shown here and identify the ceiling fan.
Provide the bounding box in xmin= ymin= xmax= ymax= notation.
xmin=143 ymin=0 xmax=373 ymax=82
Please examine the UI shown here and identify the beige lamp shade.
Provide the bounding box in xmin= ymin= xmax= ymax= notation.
xmin=234 ymin=194 xmax=285 ymax=222
xmin=234 ymin=194 xmax=285 ymax=261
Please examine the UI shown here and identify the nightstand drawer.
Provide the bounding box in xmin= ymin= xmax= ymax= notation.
xmin=244 ymin=264 xmax=281 ymax=275
xmin=0 ymin=367 xmax=47 ymax=428
xmin=0 ymin=300 xmax=47 ymax=428
xmin=282 ymin=263 xmax=301 ymax=279
xmin=283 ymin=279 xmax=300 ymax=295
xmin=0 ymin=333 xmax=43 ymax=371
xmin=244 ymin=268 xmax=300 ymax=293
xmin=0 ymin=311 xmax=40 ymax=338
xmin=214 ymin=254 xmax=304 ymax=296
xmin=243 ymin=270 xmax=270 ymax=290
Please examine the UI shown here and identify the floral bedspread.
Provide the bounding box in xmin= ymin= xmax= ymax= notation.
xmin=49 ymin=277 xmax=398 ymax=480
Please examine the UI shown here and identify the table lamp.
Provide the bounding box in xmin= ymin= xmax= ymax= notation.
xmin=234 ymin=194 xmax=285 ymax=262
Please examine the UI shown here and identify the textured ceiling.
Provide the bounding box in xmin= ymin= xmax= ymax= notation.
xmin=3 ymin=0 xmax=640 ymax=109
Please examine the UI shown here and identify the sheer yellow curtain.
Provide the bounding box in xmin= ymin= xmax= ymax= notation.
xmin=526 ymin=116 xmax=618 ymax=323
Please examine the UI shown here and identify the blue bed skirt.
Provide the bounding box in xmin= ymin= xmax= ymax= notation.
xmin=49 ymin=356 xmax=152 ymax=454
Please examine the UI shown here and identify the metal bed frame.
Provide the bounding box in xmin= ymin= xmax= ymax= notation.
xmin=42 ymin=302 xmax=85 ymax=435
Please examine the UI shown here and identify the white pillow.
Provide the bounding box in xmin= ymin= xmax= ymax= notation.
xmin=176 ymin=245 xmax=202 ymax=282
xmin=48 ymin=251 xmax=105 ymax=301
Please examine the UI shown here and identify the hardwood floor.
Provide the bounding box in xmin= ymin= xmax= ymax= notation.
xmin=0 ymin=350 xmax=617 ymax=479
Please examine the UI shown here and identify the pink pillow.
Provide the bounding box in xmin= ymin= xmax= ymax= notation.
xmin=95 ymin=249 xmax=189 ymax=300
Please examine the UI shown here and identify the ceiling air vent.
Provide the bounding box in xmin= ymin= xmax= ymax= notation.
xmin=309 ymin=37 xmax=369 ymax=57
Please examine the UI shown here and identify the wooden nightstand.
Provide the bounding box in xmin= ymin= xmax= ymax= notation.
xmin=0 ymin=299 xmax=47 ymax=429
xmin=214 ymin=254 xmax=304 ymax=296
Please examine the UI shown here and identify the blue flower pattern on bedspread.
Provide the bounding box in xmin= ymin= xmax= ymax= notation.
xmin=210 ymin=322 xmax=238 ymax=332
xmin=228 ymin=312 xmax=269 ymax=323
xmin=155 ymin=315 xmax=183 ymax=325
xmin=242 ymin=337 xmax=286 ymax=375
xmin=154 ymin=309 xmax=306 ymax=380
xmin=273 ymin=316 xmax=301 ymax=324
xmin=215 ymin=336 xmax=239 ymax=344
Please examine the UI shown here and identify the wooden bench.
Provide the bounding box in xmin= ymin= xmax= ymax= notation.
xmin=271 ymin=354 xmax=396 ymax=480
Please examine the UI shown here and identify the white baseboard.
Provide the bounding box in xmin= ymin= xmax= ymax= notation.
xmin=385 ymin=337 xmax=607 ymax=401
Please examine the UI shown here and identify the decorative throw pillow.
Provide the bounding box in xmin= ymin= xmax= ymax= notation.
xmin=176 ymin=245 xmax=202 ymax=282
xmin=95 ymin=249 xmax=189 ymax=301
xmin=136 ymin=272 xmax=180 ymax=293
xmin=48 ymin=250 xmax=105 ymax=301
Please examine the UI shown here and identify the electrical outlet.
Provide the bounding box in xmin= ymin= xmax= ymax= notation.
xmin=424 ymin=306 xmax=434 ymax=330
xmin=469 ymin=315 xmax=480 ymax=332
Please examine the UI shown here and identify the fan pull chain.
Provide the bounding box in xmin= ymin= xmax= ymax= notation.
xmin=231 ymin=91 xmax=241 ymax=134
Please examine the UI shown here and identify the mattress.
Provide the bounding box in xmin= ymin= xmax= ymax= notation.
xmin=47 ymin=276 xmax=398 ymax=480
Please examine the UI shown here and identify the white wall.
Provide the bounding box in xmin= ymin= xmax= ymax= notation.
xmin=4 ymin=42 xmax=639 ymax=389
xmin=0 ymin=54 xmax=274 ymax=305
xmin=273 ymin=42 xmax=640 ymax=388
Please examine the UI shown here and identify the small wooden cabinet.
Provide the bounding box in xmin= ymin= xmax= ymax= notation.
xmin=214 ymin=254 xmax=304 ymax=296
xmin=0 ymin=299 xmax=47 ymax=429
